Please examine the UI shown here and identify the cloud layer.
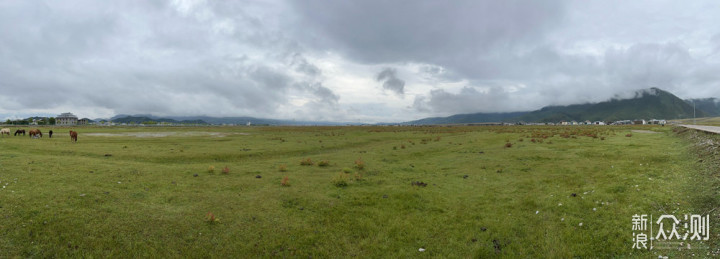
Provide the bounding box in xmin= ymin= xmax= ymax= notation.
xmin=1 ymin=0 xmax=719 ymax=122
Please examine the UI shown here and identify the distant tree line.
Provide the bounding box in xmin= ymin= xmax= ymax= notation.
xmin=4 ymin=117 xmax=56 ymax=125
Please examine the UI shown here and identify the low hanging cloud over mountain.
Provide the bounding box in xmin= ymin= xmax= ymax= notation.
xmin=1 ymin=0 xmax=720 ymax=122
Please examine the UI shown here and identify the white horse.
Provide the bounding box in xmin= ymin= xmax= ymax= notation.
xmin=0 ymin=128 xmax=10 ymax=137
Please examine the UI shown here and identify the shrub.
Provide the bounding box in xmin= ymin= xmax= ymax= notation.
xmin=353 ymin=172 xmax=363 ymax=181
xmin=281 ymin=176 xmax=290 ymax=187
xmin=278 ymin=164 xmax=287 ymax=172
xmin=207 ymin=165 xmax=215 ymax=173
xmin=318 ymin=160 xmax=330 ymax=167
xmin=354 ymin=158 xmax=365 ymax=170
xmin=332 ymin=173 xmax=349 ymax=187
xmin=300 ymin=158 xmax=313 ymax=166
xmin=221 ymin=166 xmax=230 ymax=174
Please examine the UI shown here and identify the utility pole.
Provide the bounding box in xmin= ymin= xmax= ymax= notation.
xmin=693 ymin=100 xmax=696 ymax=125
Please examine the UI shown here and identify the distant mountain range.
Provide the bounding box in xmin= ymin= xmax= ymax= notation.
xmin=98 ymin=88 xmax=716 ymax=126
xmin=404 ymin=88 xmax=709 ymax=125
xmin=401 ymin=112 xmax=529 ymax=125
xmin=685 ymin=98 xmax=720 ymax=117
xmin=100 ymin=114 xmax=358 ymax=126
xmin=109 ymin=116 xmax=207 ymax=125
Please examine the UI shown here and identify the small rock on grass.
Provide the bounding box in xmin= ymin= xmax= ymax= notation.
xmin=255 ymin=175 xmax=262 ymax=179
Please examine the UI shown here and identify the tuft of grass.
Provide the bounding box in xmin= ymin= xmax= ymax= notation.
xmin=354 ymin=158 xmax=365 ymax=170
xmin=331 ymin=173 xmax=349 ymax=187
xmin=626 ymin=134 xmax=633 ymax=137
xmin=318 ymin=160 xmax=330 ymax=167
xmin=504 ymin=142 xmax=512 ymax=148
xmin=281 ymin=176 xmax=290 ymax=187
xmin=278 ymin=164 xmax=287 ymax=172
xmin=342 ymin=167 xmax=353 ymax=174
xmin=221 ymin=166 xmax=230 ymax=174
xmin=207 ymin=165 xmax=215 ymax=173
xmin=300 ymin=158 xmax=314 ymax=166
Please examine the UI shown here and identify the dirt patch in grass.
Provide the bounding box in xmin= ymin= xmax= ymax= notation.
xmin=84 ymin=132 xmax=248 ymax=138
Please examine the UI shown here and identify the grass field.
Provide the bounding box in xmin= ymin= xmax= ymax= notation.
xmin=672 ymin=116 xmax=720 ymax=126
xmin=1 ymin=125 xmax=718 ymax=257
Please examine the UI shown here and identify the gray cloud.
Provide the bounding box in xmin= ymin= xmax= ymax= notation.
xmin=376 ymin=68 xmax=405 ymax=96
xmin=0 ymin=0 xmax=343 ymax=120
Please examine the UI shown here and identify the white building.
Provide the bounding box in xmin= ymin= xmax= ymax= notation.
xmin=56 ymin=112 xmax=78 ymax=125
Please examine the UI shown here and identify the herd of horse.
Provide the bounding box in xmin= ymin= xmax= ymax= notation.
xmin=0 ymin=128 xmax=76 ymax=142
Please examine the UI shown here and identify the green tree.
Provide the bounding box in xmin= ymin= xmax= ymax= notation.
xmin=49 ymin=117 xmax=56 ymax=125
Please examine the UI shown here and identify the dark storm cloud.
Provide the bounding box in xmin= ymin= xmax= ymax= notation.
xmin=376 ymin=68 xmax=405 ymax=96
xmin=291 ymin=0 xmax=565 ymax=64
xmin=290 ymin=0 xmax=568 ymax=83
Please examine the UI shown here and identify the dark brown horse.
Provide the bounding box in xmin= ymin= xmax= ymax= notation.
xmin=29 ymin=129 xmax=42 ymax=138
xmin=14 ymin=129 xmax=25 ymax=136
xmin=69 ymin=130 xmax=78 ymax=142
xmin=49 ymin=130 xmax=53 ymax=138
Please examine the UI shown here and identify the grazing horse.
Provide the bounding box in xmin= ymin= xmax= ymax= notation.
xmin=14 ymin=129 xmax=25 ymax=136
xmin=0 ymin=128 xmax=10 ymax=137
xmin=49 ymin=130 xmax=53 ymax=138
xmin=29 ymin=129 xmax=42 ymax=138
xmin=69 ymin=130 xmax=78 ymax=142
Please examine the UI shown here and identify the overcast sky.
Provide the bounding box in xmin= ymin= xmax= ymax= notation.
xmin=2 ymin=0 xmax=720 ymax=122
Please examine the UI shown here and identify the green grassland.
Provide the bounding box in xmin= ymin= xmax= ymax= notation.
xmin=1 ymin=125 xmax=718 ymax=257
xmin=672 ymin=116 xmax=720 ymax=126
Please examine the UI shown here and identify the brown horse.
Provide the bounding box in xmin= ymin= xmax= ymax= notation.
xmin=29 ymin=129 xmax=42 ymax=138
xmin=69 ymin=130 xmax=78 ymax=142
xmin=14 ymin=129 xmax=25 ymax=136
